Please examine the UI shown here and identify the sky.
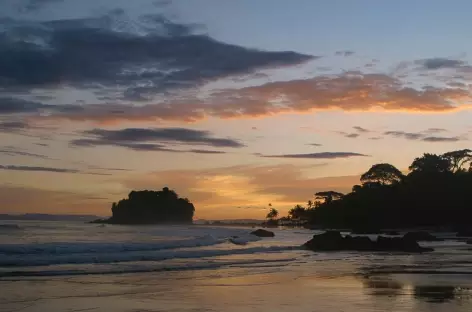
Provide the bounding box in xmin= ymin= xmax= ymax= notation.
xmin=1 ymin=0 xmax=472 ymax=219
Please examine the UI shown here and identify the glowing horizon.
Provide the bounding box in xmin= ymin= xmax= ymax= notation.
xmin=1 ymin=0 xmax=472 ymax=219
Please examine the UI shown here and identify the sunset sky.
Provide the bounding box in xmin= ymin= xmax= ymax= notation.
xmin=1 ymin=0 xmax=472 ymax=219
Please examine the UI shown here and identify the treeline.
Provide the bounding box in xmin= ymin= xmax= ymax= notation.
xmin=279 ymin=149 xmax=472 ymax=230
xmin=97 ymin=187 xmax=195 ymax=224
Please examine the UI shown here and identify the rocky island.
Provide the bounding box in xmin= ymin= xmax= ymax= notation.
xmin=92 ymin=187 xmax=195 ymax=225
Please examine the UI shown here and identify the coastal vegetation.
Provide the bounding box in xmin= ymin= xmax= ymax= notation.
xmin=274 ymin=149 xmax=472 ymax=231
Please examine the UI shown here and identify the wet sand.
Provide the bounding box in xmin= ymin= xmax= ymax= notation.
xmin=2 ymin=262 xmax=472 ymax=312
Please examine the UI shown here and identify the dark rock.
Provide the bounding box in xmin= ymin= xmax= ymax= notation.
xmin=303 ymin=231 xmax=433 ymax=253
xmin=304 ymin=231 xmax=344 ymax=251
xmin=403 ymin=231 xmax=442 ymax=241
xmin=89 ymin=218 xmax=107 ymax=224
xmin=228 ymin=237 xmax=247 ymax=245
xmin=377 ymin=236 xmax=433 ymax=252
xmin=344 ymin=235 xmax=375 ymax=251
xmin=383 ymin=231 xmax=400 ymax=236
xmin=250 ymin=229 xmax=275 ymax=237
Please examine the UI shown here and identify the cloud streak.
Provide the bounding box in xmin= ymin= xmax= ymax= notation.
xmin=260 ymin=152 xmax=368 ymax=159
xmin=0 ymin=165 xmax=79 ymax=173
xmin=422 ymin=136 xmax=461 ymax=142
xmin=0 ymin=120 xmax=30 ymax=132
xmin=353 ymin=126 xmax=369 ymax=133
xmin=0 ymin=148 xmax=50 ymax=159
xmin=384 ymin=130 xmax=462 ymax=142
xmin=70 ymin=127 xmax=244 ymax=153
xmin=416 ymin=58 xmax=468 ymax=70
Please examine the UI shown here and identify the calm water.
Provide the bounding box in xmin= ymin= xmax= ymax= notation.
xmin=1 ymin=221 xmax=472 ymax=312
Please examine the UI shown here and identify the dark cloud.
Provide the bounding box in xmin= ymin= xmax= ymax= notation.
xmin=73 ymin=140 xmax=228 ymax=154
xmin=385 ymin=130 xmax=461 ymax=142
xmin=384 ymin=131 xmax=423 ymax=140
xmin=0 ymin=97 xmax=53 ymax=114
xmin=368 ymin=137 xmax=383 ymax=140
xmin=70 ymin=127 xmax=244 ymax=153
xmin=353 ymin=126 xmax=369 ymax=133
xmin=84 ymin=128 xmax=244 ymax=147
xmin=260 ymin=152 xmax=368 ymax=159
xmin=187 ymin=149 xmax=226 ymax=154
xmin=0 ymin=11 xmax=314 ymax=99
xmin=337 ymin=131 xmax=360 ymax=139
xmin=335 ymin=50 xmax=355 ymax=57
xmin=422 ymin=136 xmax=461 ymax=142
xmin=0 ymin=120 xmax=29 ymax=132
xmin=0 ymin=163 xmax=117 ymax=175
xmin=447 ymin=81 xmax=468 ymax=88
xmin=34 ymin=142 xmax=49 ymax=147
xmin=345 ymin=133 xmax=360 ymax=138
xmin=71 ymin=139 xmax=173 ymax=152
xmin=416 ymin=58 xmax=467 ymax=70
xmin=85 ymin=164 xmax=130 ymax=172
xmin=307 ymin=143 xmax=322 ymax=147
xmin=0 ymin=148 xmax=49 ymax=159
xmin=0 ymin=165 xmax=78 ymax=173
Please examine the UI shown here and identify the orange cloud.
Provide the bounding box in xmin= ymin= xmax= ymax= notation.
xmin=215 ymin=73 xmax=472 ymax=115
xmin=38 ymin=72 xmax=472 ymax=125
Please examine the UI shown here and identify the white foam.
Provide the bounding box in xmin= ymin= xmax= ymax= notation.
xmin=0 ymin=245 xmax=296 ymax=267
xmin=0 ymin=235 xmax=225 ymax=255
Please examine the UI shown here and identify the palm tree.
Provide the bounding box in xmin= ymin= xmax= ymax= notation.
xmin=288 ymin=205 xmax=306 ymax=220
xmin=307 ymin=200 xmax=314 ymax=209
xmin=266 ymin=208 xmax=279 ymax=220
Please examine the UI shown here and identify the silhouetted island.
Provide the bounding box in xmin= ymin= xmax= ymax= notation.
xmin=92 ymin=187 xmax=195 ymax=225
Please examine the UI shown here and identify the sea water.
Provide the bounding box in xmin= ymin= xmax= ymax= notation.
xmin=1 ymin=221 xmax=472 ymax=312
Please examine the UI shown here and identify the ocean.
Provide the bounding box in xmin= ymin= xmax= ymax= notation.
xmin=1 ymin=221 xmax=472 ymax=312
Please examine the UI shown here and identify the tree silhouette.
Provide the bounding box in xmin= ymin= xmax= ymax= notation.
xmin=288 ymin=205 xmax=306 ymax=220
xmin=266 ymin=207 xmax=279 ymax=220
xmin=315 ymin=191 xmax=344 ymax=204
xmin=361 ymin=163 xmax=404 ymax=185
xmin=352 ymin=185 xmax=362 ymax=193
xmin=409 ymin=153 xmax=450 ymax=174
xmin=443 ymin=149 xmax=472 ymax=172
xmin=301 ymin=149 xmax=472 ymax=230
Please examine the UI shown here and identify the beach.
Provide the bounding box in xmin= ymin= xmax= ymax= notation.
xmin=1 ymin=221 xmax=472 ymax=312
